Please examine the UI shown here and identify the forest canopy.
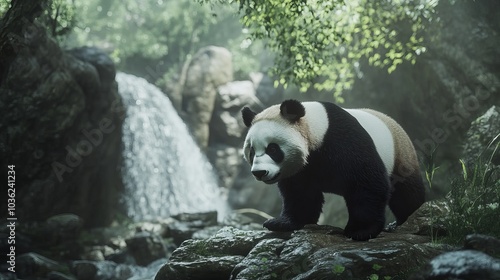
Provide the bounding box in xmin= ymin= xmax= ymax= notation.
xmin=201 ymin=0 xmax=438 ymax=98
xmin=1 ymin=0 xmax=438 ymax=99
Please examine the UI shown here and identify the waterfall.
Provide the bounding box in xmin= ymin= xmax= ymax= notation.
xmin=116 ymin=72 xmax=228 ymax=221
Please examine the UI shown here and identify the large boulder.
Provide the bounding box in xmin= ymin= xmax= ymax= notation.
xmin=0 ymin=21 xmax=124 ymax=227
xmin=462 ymin=106 xmax=500 ymax=165
xmin=208 ymin=80 xmax=262 ymax=189
xmin=125 ymin=232 xmax=167 ymax=266
xmin=180 ymin=46 xmax=233 ymax=149
xmin=410 ymin=234 xmax=500 ymax=280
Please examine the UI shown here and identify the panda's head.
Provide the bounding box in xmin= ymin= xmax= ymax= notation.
xmin=241 ymin=100 xmax=316 ymax=184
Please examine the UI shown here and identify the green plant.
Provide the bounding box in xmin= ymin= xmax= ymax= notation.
xmin=423 ymin=146 xmax=440 ymax=242
xmin=332 ymin=264 xmax=345 ymax=275
xmin=444 ymin=138 xmax=500 ymax=244
xmin=201 ymin=0 xmax=437 ymax=98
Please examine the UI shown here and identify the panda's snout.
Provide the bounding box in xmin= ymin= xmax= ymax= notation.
xmin=252 ymin=170 xmax=268 ymax=180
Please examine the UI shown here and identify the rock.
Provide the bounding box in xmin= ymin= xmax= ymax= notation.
xmin=228 ymin=176 xmax=282 ymax=219
xmin=0 ymin=272 xmax=18 ymax=280
xmin=125 ymin=232 xmax=167 ymax=266
xmin=155 ymin=225 xmax=449 ymax=280
xmin=398 ymin=200 xmax=450 ymax=237
xmin=155 ymin=227 xmax=282 ymax=280
xmin=207 ymin=145 xmax=244 ymax=189
xmin=210 ymin=81 xmax=260 ymax=144
xmin=0 ymin=18 xmax=124 ymax=228
xmin=17 ymin=252 xmax=69 ymax=279
xmin=191 ymin=226 xmax=226 ymax=240
xmin=48 ymin=271 xmax=77 ymax=280
xmin=82 ymin=246 xmax=117 ymax=261
xmin=46 ymin=214 xmax=84 ymax=241
xmin=71 ymin=261 xmax=98 ymax=279
xmin=463 ymin=106 xmax=500 ymax=165
xmin=68 ymin=47 xmax=116 ymax=93
xmin=249 ymin=72 xmax=284 ymax=106
xmin=464 ymin=234 xmax=500 ymax=257
xmin=171 ymin=211 xmax=218 ymax=225
xmin=166 ymin=211 xmax=219 ymax=245
xmin=180 ymin=46 xmax=233 ymax=149
xmin=71 ymin=260 xmax=134 ymax=280
xmin=410 ymin=250 xmax=500 ymax=280
xmin=207 ymin=80 xmax=263 ymax=189
xmin=105 ymin=249 xmax=136 ymax=265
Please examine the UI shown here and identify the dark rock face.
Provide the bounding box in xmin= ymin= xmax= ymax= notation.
xmin=462 ymin=106 xmax=500 ymax=165
xmin=0 ymin=21 xmax=124 ymax=227
xmin=344 ymin=0 xmax=500 ymax=193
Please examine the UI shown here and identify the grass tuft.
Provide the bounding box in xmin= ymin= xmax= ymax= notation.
xmin=443 ymin=138 xmax=500 ymax=245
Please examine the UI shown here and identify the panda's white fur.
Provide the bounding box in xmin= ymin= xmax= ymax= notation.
xmin=301 ymin=102 xmax=329 ymax=150
xmin=241 ymin=99 xmax=425 ymax=240
xmin=244 ymin=120 xmax=308 ymax=183
xmin=244 ymin=103 xmax=397 ymax=182
xmin=345 ymin=109 xmax=395 ymax=174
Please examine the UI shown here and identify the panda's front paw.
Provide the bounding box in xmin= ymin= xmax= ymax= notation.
xmin=344 ymin=221 xmax=383 ymax=241
xmin=263 ymin=217 xmax=303 ymax=232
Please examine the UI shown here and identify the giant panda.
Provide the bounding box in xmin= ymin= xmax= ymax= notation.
xmin=241 ymin=99 xmax=425 ymax=241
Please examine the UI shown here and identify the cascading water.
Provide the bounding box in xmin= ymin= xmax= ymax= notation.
xmin=116 ymin=72 xmax=228 ymax=221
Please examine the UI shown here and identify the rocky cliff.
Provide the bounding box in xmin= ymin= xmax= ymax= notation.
xmin=0 ymin=19 xmax=124 ymax=227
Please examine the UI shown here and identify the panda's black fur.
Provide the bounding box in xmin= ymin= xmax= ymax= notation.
xmin=242 ymin=100 xmax=425 ymax=241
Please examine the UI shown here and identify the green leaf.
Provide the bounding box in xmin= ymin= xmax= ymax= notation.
xmin=332 ymin=264 xmax=345 ymax=274
xmin=372 ymin=264 xmax=383 ymax=271
xmin=459 ymin=159 xmax=467 ymax=180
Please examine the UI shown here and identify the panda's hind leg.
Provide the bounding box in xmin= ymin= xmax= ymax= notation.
xmin=389 ymin=171 xmax=426 ymax=226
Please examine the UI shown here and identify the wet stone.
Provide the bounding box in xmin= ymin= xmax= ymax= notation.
xmin=464 ymin=234 xmax=500 ymax=257
xmin=125 ymin=232 xmax=167 ymax=266
xmin=410 ymin=250 xmax=500 ymax=280
xmin=17 ymin=253 xmax=69 ymax=279
xmin=155 ymin=225 xmax=448 ymax=280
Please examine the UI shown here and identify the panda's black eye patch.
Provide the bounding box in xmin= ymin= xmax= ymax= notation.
xmin=266 ymin=143 xmax=284 ymax=163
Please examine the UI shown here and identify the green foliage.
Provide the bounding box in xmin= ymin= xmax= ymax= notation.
xmin=372 ymin=263 xmax=383 ymax=271
xmin=0 ymin=0 xmax=11 ymax=17
xmin=444 ymin=143 xmax=500 ymax=244
xmin=39 ymin=0 xmax=76 ymax=39
xmin=66 ymin=0 xmax=265 ymax=84
xmin=202 ymin=0 xmax=437 ymax=99
xmin=332 ymin=264 xmax=345 ymax=275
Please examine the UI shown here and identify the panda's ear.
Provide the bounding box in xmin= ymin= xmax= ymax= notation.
xmin=242 ymin=107 xmax=256 ymax=127
xmin=280 ymin=99 xmax=305 ymax=122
